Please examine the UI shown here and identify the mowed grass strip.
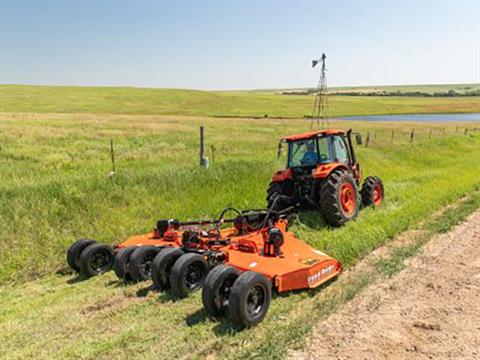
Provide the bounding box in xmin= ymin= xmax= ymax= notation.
xmin=0 ymin=113 xmax=480 ymax=358
xmin=1 ymin=84 xmax=479 ymax=117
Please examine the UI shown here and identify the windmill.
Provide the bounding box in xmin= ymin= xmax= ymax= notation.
xmin=311 ymin=53 xmax=329 ymax=127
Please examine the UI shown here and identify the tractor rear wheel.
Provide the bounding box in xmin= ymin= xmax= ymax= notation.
xmin=113 ymin=247 xmax=136 ymax=281
xmin=67 ymin=238 xmax=96 ymax=273
xmin=151 ymin=248 xmax=184 ymax=290
xmin=128 ymin=246 xmax=161 ymax=282
xmin=202 ymin=265 xmax=239 ymax=318
xmin=228 ymin=271 xmax=271 ymax=328
xmin=78 ymin=243 xmax=114 ymax=278
xmin=170 ymin=253 xmax=209 ymax=298
xmin=319 ymin=168 xmax=360 ymax=227
xmin=266 ymin=181 xmax=291 ymax=210
xmin=360 ymin=176 xmax=384 ymax=207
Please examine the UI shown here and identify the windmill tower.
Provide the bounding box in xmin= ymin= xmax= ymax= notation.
xmin=311 ymin=53 xmax=329 ymax=127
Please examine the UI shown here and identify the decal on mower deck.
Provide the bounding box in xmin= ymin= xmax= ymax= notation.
xmin=307 ymin=264 xmax=335 ymax=286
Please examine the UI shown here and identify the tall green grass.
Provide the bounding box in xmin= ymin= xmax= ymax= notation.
xmin=1 ymin=112 xmax=480 ymax=358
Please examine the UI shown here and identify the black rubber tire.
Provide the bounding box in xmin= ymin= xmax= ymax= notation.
xmin=151 ymin=247 xmax=184 ymax=290
xmin=113 ymin=247 xmax=136 ymax=281
xmin=128 ymin=246 xmax=161 ymax=282
xmin=228 ymin=271 xmax=272 ymax=328
xmin=78 ymin=243 xmax=114 ymax=278
xmin=202 ymin=265 xmax=240 ymax=318
xmin=170 ymin=253 xmax=209 ymax=298
xmin=266 ymin=181 xmax=291 ymax=210
xmin=319 ymin=168 xmax=360 ymax=227
xmin=360 ymin=176 xmax=385 ymax=207
xmin=66 ymin=239 xmax=97 ymax=273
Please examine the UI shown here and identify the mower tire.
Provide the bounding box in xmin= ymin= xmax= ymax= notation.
xmin=78 ymin=243 xmax=114 ymax=278
xmin=319 ymin=168 xmax=360 ymax=227
xmin=170 ymin=253 xmax=209 ymax=298
xmin=151 ymin=247 xmax=184 ymax=290
xmin=360 ymin=176 xmax=384 ymax=207
xmin=128 ymin=246 xmax=161 ymax=282
xmin=113 ymin=247 xmax=136 ymax=281
xmin=202 ymin=265 xmax=239 ymax=318
xmin=228 ymin=271 xmax=271 ymax=328
xmin=67 ymin=238 xmax=96 ymax=273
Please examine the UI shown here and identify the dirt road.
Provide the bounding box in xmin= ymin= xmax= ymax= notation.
xmin=292 ymin=210 xmax=480 ymax=360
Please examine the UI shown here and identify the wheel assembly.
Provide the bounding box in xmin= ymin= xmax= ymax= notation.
xmin=360 ymin=176 xmax=384 ymax=207
xmin=78 ymin=243 xmax=114 ymax=278
xmin=170 ymin=253 xmax=209 ymax=298
xmin=151 ymin=247 xmax=184 ymax=290
xmin=228 ymin=271 xmax=272 ymax=328
xmin=66 ymin=238 xmax=96 ymax=273
xmin=128 ymin=246 xmax=161 ymax=282
xmin=113 ymin=247 xmax=136 ymax=281
xmin=202 ymin=265 xmax=240 ymax=318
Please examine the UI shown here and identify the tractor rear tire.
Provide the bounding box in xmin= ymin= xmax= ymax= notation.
xmin=319 ymin=168 xmax=360 ymax=227
xmin=151 ymin=247 xmax=184 ymax=290
xmin=113 ymin=247 xmax=136 ymax=281
xmin=360 ymin=176 xmax=384 ymax=207
xmin=266 ymin=181 xmax=290 ymax=210
xmin=67 ymin=238 xmax=97 ymax=273
xmin=228 ymin=271 xmax=271 ymax=328
xmin=170 ymin=253 xmax=209 ymax=298
xmin=202 ymin=265 xmax=239 ymax=318
xmin=128 ymin=246 xmax=161 ymax=282
xmin=78 ymin=243 xmax=114 ymax=278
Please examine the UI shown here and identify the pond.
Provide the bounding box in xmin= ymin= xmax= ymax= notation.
xmin=338 ymin=113 xmax=480 ymax=122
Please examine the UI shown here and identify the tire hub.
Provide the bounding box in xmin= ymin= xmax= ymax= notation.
xmin=140 ymin=254 xmax=156 ymax=277
xmin=186 ymin=263 xmax=203 ymax=290
xmin=340 ymin=183 xmax=356 ymax=215
xmin=372 ymin=184 xmax=383 ymax=206
xmin=90 ymin=250 xmax=111 ymax=272
xmin=246 ymin=285 xmax=266 ymax=315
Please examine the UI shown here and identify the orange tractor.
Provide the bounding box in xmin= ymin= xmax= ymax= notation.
xmin=267 ymin=129 xmax=384 ymax=226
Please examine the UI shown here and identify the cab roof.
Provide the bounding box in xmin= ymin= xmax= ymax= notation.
xmin=281 ymin=129 xmax=344 ymax=142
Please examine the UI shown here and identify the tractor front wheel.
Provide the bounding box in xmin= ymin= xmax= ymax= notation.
xmin=360 ymin=176 xmax=384 ymax=207
xmin=202 ymin=265 xmax=239 ymax=318
xmin=170 ymin=253 xmax=209 ymax=298
xmin=319 ymin=168 xmax=360 ymax=227
xmin=266 ymin=181 xmax=291 ymax=210
xmin=228 ymin=271 xmax=272 ymax=328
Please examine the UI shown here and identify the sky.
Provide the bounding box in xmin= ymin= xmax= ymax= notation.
xmin=0 ymin=0 xmax=479 ymax=90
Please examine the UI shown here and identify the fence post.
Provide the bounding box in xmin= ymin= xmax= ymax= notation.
xmin=110 ymin=139 xmax=116 ymax=173
xmin=374 ymin=131 xmax=377 ymax=141
xmin=211 ymin=144 xmax=215 ymax=163
xmin=464 ymin=128 xmax=468 ymax=135
xmin=410 ymin=128 xmax=415 ymax=142
xmin=200 ymin=126 xmax=208 ymax=167
xmin=366 ymin=131 xmax=370 ymax=148
xmin=391 ymin=129 xmax=394 ymax=142
xmin=429 ymin=129 xmax=432 ymax=139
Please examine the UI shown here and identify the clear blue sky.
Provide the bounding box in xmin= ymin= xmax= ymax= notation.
xmin=0 ymin=0 xmax=479 ymax=90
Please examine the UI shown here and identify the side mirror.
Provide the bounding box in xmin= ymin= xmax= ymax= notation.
xmin=355 ymin=134 xmax=363 ymax=145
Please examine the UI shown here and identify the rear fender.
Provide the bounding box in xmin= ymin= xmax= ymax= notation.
xmin=272 ymin=168 xmax=293 ymax=182
xmin=312 ymin=163 xmax=350 ymax=180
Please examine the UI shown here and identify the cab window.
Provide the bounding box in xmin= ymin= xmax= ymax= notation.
xmin=288 ymin=139 xmax=318 ymax=167
xmin=332 ymin=136 xmax=349 ymax=164
xmin=318 ymin=137 xmax=333 ymax=163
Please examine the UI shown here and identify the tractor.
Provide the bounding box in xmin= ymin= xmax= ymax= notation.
xmin=267 ymin=129 xmax=384 ymax=226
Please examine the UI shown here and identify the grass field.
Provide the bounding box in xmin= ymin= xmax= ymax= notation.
xmin=1 ymin=84 xmax=480 ymax=117
xmin=1 ymin=85 xmax=480 ymax=358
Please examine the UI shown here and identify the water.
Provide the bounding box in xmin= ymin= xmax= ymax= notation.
xmin=339 ymin=113 xmax=480 ymax=122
